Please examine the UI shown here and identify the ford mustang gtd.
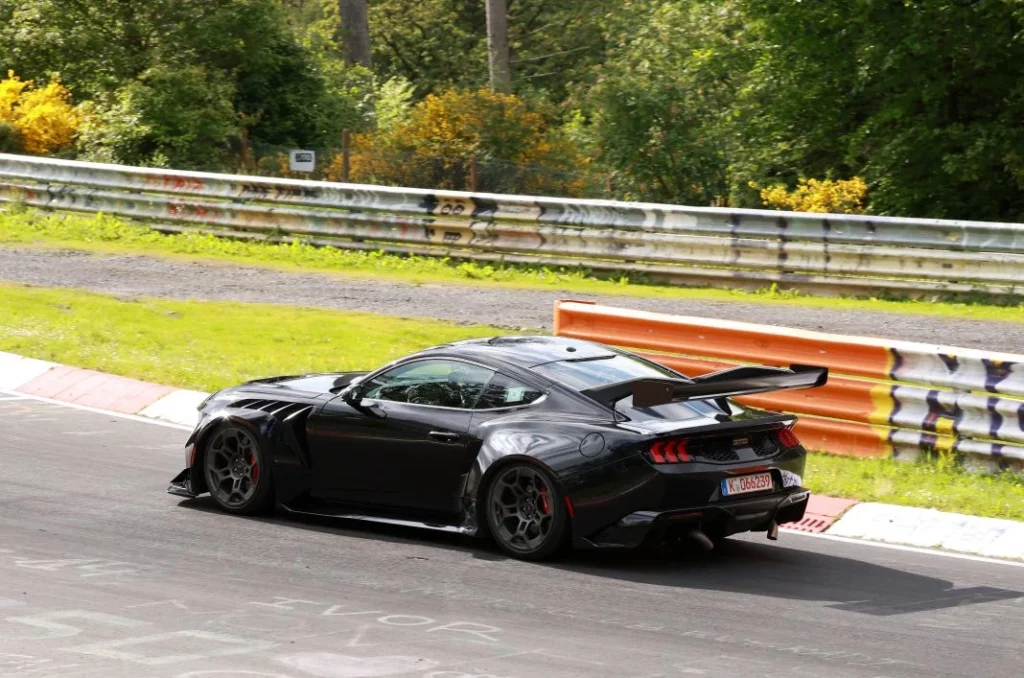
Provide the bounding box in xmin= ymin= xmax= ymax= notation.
xmin=168 ymin=336 xmax=827 ymax=560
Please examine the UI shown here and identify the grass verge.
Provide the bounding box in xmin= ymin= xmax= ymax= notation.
xmin=0 ymin=282 xmax=499 ymax=392
xmin=805 ymin=453 xmax=1024 ymax=522
xmin=1 ymin=281 xmax=1021 ymax=521
xmin=3 ymin=209 xmax=1024 ymax=324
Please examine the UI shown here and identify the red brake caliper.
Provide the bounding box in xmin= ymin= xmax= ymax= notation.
xmin=539 ymin=488 xmax=551 ymax=515
xmin=250 ymin=454 xmax=259 ymax=484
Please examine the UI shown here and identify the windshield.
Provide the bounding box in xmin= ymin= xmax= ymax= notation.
xmin=533 ymin=353 xmax=726 ymax=424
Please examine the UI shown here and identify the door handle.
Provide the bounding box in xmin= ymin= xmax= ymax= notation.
xmin=428 ymin=430 xmax=460 ymax=443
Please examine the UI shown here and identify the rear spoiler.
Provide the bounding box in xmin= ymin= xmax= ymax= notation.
xmin=581 ymin=364 xmax=828 ymax=409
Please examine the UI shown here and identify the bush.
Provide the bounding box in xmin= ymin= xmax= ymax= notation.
xmin=329 ymin=88 xmax=587 ymax=195
xmin=76 ymin=65 xmax=238 ymax=170
xmin=758 ymin=177 xmax=868 ymax=214
xmin=0 ymin=71 xmax=79 ymax=155
xmin=0 ymin=121 xmax=24 ymax=153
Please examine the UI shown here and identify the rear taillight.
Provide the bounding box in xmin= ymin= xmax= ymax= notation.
xmin=777 ymin=427 xmax=800 ymax=449
xmin=648 ymin=439 xmax=691 ymax=464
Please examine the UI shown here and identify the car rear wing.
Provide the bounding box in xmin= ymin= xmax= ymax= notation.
xmin=581 ymin=364 xmax=829 ymax=409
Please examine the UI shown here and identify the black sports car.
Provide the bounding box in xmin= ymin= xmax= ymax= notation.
xmin=169 ymin=336 xmax=827 ymax=560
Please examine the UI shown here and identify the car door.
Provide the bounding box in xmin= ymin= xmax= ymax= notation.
xmin=307 ymin=359 xmax=494 ymax=516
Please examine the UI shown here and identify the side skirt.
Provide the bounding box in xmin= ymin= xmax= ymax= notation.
xmin=277 ymin=504 xmax=480 ymax=537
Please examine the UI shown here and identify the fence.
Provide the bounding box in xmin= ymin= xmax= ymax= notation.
xmin=2 ymin=154 xmax=1024 ymax=297
xmin=553 ymin=300 xmax=1024 ymax=474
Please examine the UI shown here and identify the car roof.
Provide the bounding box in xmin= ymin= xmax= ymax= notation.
xmin=417 ymin=335 xmax=617 ymax=370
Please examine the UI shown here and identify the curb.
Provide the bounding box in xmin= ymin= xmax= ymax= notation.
xmin=0 ymin=350 xmax=203 ymax=427
xmin=1 ymin=350 xmax=1021 ymax=561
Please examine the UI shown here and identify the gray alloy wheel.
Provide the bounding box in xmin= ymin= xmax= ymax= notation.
xmin=203 ymin=425 xmax=272 ymax=514
xmin=486 ymin=464 xmax=568 ymax=560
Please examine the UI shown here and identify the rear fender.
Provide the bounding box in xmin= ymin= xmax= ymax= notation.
xmin=189 ymin=407 xmax=311 ymax=501
xmin=462 ymin=452 xmax=576 ymax=541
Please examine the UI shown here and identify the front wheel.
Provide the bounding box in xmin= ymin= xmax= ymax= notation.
xmin=202 ymin=424 xmax=274 ymax=515
xmin=485 ymin=463 xmax=569 ymax=561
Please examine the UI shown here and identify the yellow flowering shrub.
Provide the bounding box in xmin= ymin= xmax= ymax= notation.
xmin=328 ymin=88 xmax=586 ymax=195
xmin=759 ymin=177 xmax=868 ymax=214
xmin=0 ymin=71 xmax=80 ymax=154
xmin=0 ymin=73 xmax=30 ymax=120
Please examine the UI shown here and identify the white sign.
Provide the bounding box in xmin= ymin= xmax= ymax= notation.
xmin=288 ymin=150 xmax=316 ymax=172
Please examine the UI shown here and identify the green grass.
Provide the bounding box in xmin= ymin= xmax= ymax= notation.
xmin=0 ymin=282 xmax=500 ymax=392
xmin=1 ymin=280 xmax=1021 ymax=522
xmin=4 ymin=209 xmax=1024 ymax=324
xmin=806 ymin=453 xmax=1024 ymax=521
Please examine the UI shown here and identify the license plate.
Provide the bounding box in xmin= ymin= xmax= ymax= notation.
xmin=721 ymin=472 xmax=773 ymax=496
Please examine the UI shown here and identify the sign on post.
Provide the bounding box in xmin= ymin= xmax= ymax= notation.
xmin=288 ymin=150 xmax=316 ymax=173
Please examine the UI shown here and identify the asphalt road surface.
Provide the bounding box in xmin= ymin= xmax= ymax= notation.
xmin=1 ymin=394 xmax=1022 ymax=678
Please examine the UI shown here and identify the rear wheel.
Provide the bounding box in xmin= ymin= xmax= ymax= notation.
xmin=203 ymin=424 xmax=274 ymax=515
xmin=485 ymin=463 xmax=568 ymax=561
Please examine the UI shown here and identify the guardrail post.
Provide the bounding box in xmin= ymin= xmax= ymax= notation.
xmin=341 ymin=129 xmax=351 ymax=183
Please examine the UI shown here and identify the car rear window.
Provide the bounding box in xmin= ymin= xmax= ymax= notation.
xmin=533 ymin=354 xmax=678 ymax=390
xmin=534 ymin=353 xmax=725 ymax=423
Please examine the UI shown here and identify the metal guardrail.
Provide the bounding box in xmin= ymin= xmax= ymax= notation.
xmin=553 ymin=301 xmax=1024 ymax=474
xmin=2 ymin=154 xmax=1024 ymax=296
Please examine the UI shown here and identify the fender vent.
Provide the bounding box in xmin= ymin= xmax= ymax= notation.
xmin=232 ymin=399 xmax=313 ymax=456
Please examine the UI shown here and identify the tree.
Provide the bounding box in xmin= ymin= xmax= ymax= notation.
xmin=338 ymin=0 xmax=372 ymax=67
xmin=735 ymin=0 xmax=1024 ymax=220
xmin=583 ymin=0 xmax=752 ymax=205
xmin=485 ymin=0 xmax=511 ymax=92
xmin=0 ymin=0 xmax=371 ymax=161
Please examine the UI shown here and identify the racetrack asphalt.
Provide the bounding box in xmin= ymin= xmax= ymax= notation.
xmin=2 ymin=394 xmax=1022 ymax=678
xmin=3 ymin=246 xmax=1024 ymax=351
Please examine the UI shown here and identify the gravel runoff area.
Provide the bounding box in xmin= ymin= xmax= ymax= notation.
xmin=1 ymin=245 xmax=1022 ymax=351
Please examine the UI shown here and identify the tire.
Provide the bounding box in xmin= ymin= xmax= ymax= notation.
xmin=484 ymin=462 xmax=569 ymax=561
xmin=202 ymin=423 xmax=274 ymax=515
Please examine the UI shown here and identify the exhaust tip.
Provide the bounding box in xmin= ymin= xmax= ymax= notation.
xmin=688 ymin=529 xmax=715 ymax=551
xmin=767 ymin=520 xmax=779 ymax=541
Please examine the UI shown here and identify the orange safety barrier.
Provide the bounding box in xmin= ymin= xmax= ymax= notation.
xmin=553 ymin=300 xmax=1024 ymax=469
xmin=553 ymin=300 xmax=895 ymax=382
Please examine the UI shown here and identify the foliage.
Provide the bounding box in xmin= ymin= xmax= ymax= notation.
xmin=0 ymin=71 xmax=79 ymax=154
xmin=4 ymin=1 xmax=1024 ymax=220
xmin=583 ymin=0 xmax=752 ymax=205
xmin=0 ymin=120 xmax=23 ymax=153
xmin=759 ymin=177 xmax=868 ymax=214
xmin=0 ymin=0 xmax=369 ymax=161
xmin=76 ymin=65 xmax=238 ymax=170
xmin=734 ymin=0 xmax=1024 ymax=220
xmin=336 ymin=87 xmax=587 ymax=195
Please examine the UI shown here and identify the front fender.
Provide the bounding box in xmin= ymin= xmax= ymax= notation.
xmin=188 ymin=407 xmax=310 ymax=501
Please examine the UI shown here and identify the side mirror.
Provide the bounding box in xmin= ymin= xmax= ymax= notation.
xmin=342 ymin=384 xmax=363 ymax=405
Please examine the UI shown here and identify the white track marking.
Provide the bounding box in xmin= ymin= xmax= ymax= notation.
xmin=780 ymin=529 xmax=1024 ymax=568
xmin=0 ymin=389 xmax=192 ymax=431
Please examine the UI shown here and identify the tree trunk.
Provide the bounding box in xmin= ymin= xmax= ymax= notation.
xmin=485 ymin=0 xmax=512 ymax=92
xmin=338 ymin=0 xmax=372 ymax=68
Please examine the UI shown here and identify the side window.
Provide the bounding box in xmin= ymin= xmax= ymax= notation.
xmin=475 ymin=373 xmax=544 ymax=410
xmin=361 ymin=360 xmax=494 ymax=409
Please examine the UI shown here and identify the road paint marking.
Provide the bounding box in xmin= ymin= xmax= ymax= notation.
xmin=250 ymin=598 xmax=322 ymax=610
xmin=65 ymin=629 xmax=274 ymax=666
xmin=781 ymin=529 xmax=1024 ymax=568
xmin=0 ymin=396 xmax=25 ymax=401
xmin=275 ymin=652 xmax=440 ymax=678
xmin=4 ymin=610 xmax=146 ymax=640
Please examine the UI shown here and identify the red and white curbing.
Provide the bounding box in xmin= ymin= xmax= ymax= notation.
xmin=1 ymin=349 xmax=1021 ymax=561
